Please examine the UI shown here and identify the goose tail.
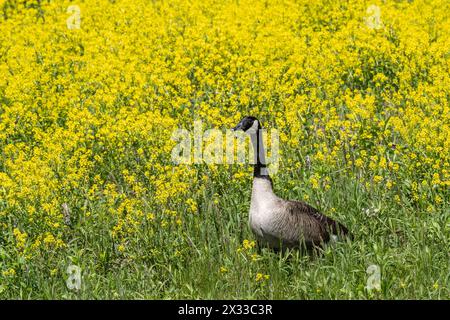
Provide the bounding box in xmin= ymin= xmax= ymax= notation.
xmin=331 ymin=221 xmax=353 ymax=241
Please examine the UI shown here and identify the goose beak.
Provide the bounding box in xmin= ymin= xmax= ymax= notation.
xmin=232 ymin=123 xmax=243 ymax=131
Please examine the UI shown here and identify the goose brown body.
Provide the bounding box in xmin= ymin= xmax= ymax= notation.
xmin=249 ymin=176 xmax=349 ymax=250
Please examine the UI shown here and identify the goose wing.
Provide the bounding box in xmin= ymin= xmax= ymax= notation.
xmin=282 ymin=200 xmax=349 ymax=246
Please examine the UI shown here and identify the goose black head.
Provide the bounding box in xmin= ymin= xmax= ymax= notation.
xmin=232 ymin=116 xmax=260 ymax=134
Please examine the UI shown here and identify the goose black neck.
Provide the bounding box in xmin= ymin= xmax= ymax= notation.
xmin=251 ymin=123 xmax=270 ymax=180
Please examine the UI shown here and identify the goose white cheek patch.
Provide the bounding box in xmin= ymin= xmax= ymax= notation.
xmin=245 ymin=120 xmax=259 ymax=135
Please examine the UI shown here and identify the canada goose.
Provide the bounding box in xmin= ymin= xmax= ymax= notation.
xmin=232 ymin=116 xmax=350 ymax=251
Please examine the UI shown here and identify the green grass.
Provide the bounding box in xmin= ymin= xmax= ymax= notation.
xmin=1 ymin=157 xmax=448 ymax=299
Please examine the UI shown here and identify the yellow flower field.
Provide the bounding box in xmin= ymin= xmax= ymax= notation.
xmin=0 ymin=0 xmax=448 ymax=299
